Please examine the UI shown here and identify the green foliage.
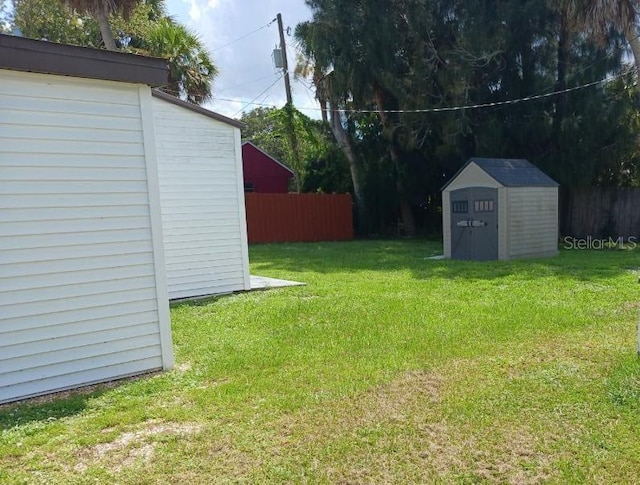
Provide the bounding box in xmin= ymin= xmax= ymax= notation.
xmin=295 ymin=0 xmax=640 ymax=235
xmin=240 ymin=106 xmax=351 ymax=193
xmin=241 ymin=107 xmax=291 ymax=165
xmin=144 ymin=19 xmax=216 ymax=104
xmin=13 ymin=0 xmax=101 ymax=46
xmin=1 ymin=1 xmax=12 ymax=33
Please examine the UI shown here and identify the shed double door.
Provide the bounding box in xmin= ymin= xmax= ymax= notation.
xmin=450 ymin=187 xmax=498 ymax=261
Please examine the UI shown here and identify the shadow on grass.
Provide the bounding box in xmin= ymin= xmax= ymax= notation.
xmin=0 ymin=390 xmax=103 ymax=431
xmin=0 ymin=372 xmax=159 ymax=430
xmin=249 ymin=239 xmax=640 ymax=283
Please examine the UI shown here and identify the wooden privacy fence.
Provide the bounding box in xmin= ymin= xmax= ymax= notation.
xmin=244 ymin=193 xmax=354 ymax=243
xmin=560 ymin=187 xmax=640 ymax=238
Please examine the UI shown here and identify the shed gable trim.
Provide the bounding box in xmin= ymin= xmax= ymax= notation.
xmin=442 ymin=157 xmax=559 ymax=190
xmin=152 ymin=90 xmax=246 ymax=129
xmin=0 ymin=34 xmax=167 ymax=86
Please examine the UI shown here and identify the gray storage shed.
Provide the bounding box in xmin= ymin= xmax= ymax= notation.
xmin=442 ymin=158 xmax=559 ymax=261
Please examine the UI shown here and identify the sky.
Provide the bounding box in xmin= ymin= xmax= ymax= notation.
xmin=164 ymin=0 xmax=320 ymax=120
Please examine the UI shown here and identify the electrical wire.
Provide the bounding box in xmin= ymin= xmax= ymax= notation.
xmin=213 ymin=97 xmax=277 ymax=107
xmin=212 ymin=18 xmax=277 ymax=52
xmin=215 ymin=67 xmax=633 ymax=115
xmin=232 ymin=74 xmax=284 ymax=117
xmin=215 ymin=73 xmax=281 ymax=94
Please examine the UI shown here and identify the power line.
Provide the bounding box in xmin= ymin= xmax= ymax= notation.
xmin=213 ymin=96 xmax=278 ymax=108
xmin=215 ymin=74 xmax=280 ymax=94
xmin=348 ymin=69 xmax=633 ymax=114
xmin=215 ymin=67 xmax=633 ymax=115
xmin=212 ymin=18 xmax=277 ymax=52
xmin=232 ymin=74 xmax=284 ymax=117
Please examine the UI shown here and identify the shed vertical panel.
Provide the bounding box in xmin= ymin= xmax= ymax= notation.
xmin=498 ymin=188 xmax=509 ymax=260
xmin=507 ymin=187 xmax=559 ymax=258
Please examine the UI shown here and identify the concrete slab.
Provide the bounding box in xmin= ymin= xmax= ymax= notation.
xmin=425 ymin=255 xmax=445 ymax=260
xmin=250 ymin=275 xmax=305 ymax=290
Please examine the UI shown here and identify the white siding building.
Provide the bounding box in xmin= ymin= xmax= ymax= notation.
xmin=442 ymin=158 xmax=559 ymax=261
xmin=0 ymin=34 xmax=173 ymax=404
xmin=151 ymin=91 xmax=250 ymax=299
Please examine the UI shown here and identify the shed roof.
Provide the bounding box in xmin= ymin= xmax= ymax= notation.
xmin=0 ymin=33 xmax=167 ymax=86
xmin=443 ymin=157 xmax=559 ymax=190
xmin=242 ymin=142 xmax=295 ymax=175
xmin=152 ymin=89 xmax=246 ymax=129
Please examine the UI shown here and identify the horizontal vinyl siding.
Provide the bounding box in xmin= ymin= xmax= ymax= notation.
xmin=507 ymin=187 xmax=559 ymax=258
xmin=152 ymin=97 xmax=249 ymax=298
xmin=0 ymin=70 xmax=164 ymax=403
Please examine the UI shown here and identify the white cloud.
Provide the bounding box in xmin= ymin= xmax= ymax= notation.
xmin=187 ymin=0 xmax=201 ymax=21
xmin=168 ymin=0 xmax=318 ymax=119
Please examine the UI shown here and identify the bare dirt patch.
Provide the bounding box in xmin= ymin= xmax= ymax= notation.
xmin=73 ymin=420 xmax=203 ymax=473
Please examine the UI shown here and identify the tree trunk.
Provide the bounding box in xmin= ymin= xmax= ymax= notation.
xmin=374 ymin=87 xmax=416 ymax=237
xmin=328 ymin=103 xmax=368 ymax=234
xmin=95 ymin=5 xmax=117 ymax=51
xmin=319 ymin=98 xmax=328 ymax=124
xmin=313 ymin=70 xmax=329 ymax=124
xmin=553 ymin=7 xmax=569 ymax=138
xmin=388 ymin=143 xmax=416 ymax=237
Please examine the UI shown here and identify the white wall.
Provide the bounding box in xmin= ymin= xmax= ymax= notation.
xmin=152 ymin=97 xmax=250 ymax=299
xmin=0 ymin=70 xmax=172 ymax=404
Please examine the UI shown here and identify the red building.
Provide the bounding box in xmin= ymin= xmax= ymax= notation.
xmin=241 ymin=142 xmax=294 ymax=193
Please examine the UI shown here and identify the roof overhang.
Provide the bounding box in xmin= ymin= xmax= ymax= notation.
xmin=0 ymin=34 xmax=168 ymax=86
xmin=152 ymin=89 xmax=246 ymax=129
xmin=442 ymin=157 xmax=559 ymax=191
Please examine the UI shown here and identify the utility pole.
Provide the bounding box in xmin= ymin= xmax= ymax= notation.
xmin=277 ymin=13 xmax=293 ymax=105
xmin=276 ymin=12 xmax=301 ymax=192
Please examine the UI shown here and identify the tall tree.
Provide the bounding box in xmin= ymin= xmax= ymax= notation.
xmin=63 ymin=0 xmax=139 ymax=50
xmin=13 ymin=0 xmax=101 ymax=45
xmin=297 ymin=0 xmax=639 ymax=236
xmin=145 ymin=19 xmax=216 ymax=104
xmin=292 ymin=30 xmax=369 ymax=232
xmin=569 ymin=0 xmax=640 ymax=93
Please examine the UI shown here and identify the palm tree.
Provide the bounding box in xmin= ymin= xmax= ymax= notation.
xmin=64 ymin=0 xmax=139 ymax=50
xmin=570 ymin=0 xmax=640 ymax=89
xmin=146 ymin=19 xmax=217 ymax=104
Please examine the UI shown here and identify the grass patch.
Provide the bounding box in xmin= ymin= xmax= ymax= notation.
xmin=1 ymin=240 xmax=640 ymax=483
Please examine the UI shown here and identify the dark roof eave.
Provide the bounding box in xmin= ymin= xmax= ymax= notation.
xmin=442 ymin=158 xmax=559 ymax=190
xmin=0 ymin=34 xmax=168 ymax=86
xmin=152 ymin=90 xmax=246 ymax=129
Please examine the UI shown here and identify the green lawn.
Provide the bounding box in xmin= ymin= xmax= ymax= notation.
xmin=2 ymin=240 xmax=640 ymax=483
